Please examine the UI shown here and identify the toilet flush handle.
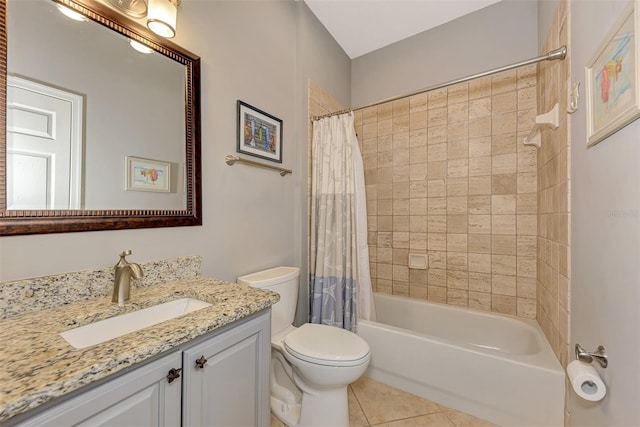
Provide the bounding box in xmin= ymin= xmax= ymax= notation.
xmin=195 ymin=355 xmax=208 ymax=369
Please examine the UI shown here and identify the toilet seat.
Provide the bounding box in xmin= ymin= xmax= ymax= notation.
xmin=284 ymin=323 xmax=370 ymax=367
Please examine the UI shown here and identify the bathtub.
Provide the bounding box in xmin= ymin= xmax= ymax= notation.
xmin=357 ymin=294 xmax=565 ymax=427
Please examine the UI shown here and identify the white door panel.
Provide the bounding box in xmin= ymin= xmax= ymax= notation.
xmin=7 ymin=76 xmax=83 ymax=209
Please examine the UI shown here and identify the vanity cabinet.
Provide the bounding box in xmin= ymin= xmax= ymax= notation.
xmin=14 ymin=352 xmax=182 ymax=426
xmin=183 ymin=311 xmax=271 ymax=426
xmin=12 ymin=310 xmax=271 ymax=427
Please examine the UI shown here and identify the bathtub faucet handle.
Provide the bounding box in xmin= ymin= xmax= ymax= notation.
xmin=575 ymin=343 xmax=608 ymax=368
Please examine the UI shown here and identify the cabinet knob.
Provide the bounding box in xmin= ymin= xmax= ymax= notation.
xmin=195 ymin=355 xmax=208 ymax=369
xmin=166 ymin=368 xmax=182 ymax=384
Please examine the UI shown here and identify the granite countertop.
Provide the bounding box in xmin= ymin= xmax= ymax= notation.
xmin=0 ymin=277 xmax=279 ymax=423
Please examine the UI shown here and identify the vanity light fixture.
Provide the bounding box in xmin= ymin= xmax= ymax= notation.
xmin=107 ymin=0 xmax=148 ymax=19
xmin=147 ymin=0 xmax=179 ymax=38
xmin=130 ymin=39 xmax=153 ymax=54
xmin=56 ymin=3 xmax=87 ymax=21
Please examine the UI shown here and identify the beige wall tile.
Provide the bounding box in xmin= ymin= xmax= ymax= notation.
xmin=469 ymin=156 xmax=492 ymax=177
xmin=447 ymin=121 xmax=469 ymax=142
xmin=447 ymin=177 xmax=468 ymax=196
xmin=410 ymin=128 xmax=428 ymax=147
xmin=492 ymin=214 xmax=516 ymax=235
xmin=469 ymin=253 xmax=492 ymax=274
xmin=469 ymin=272 xmax=492 ymax=292
xmin=469 ymin=136 xmax=492 ymax=157
xmin=492 ymin=91 xmax=517 ymax=113
xmin=469 ymin=176 xmax=492 ymax=195
xmin=410 ymin=93 xmax=428 ymax=113
xmin=447 ymin=288 xmax=469 ymax=306
xmin=492 ymin=133 xmax=517 ymax=155
xmin=447 ymin=215 xmax=469 ymax=233
xmin=428 ymin=285 xmax=447 ymax=303
xmin=447 ymin=234 xmax=468 ymax=253
xmin=447 ymin=252 xmax=468 ymax=271
xmin=491 ymin=173 xmax=517 ymax=194
xmin=448 ymin=140 xmax=469 ymax=160
xmin=428 ymin=251 xmax=447 ymax=270
xmin=409 ymin=198 xmax=427 ymax=215
xmin=469 ymin=116 xmax=492 ymax=138
xmin=492 ymin=294 xmax=517 ymax=315
xmin=427 ymin=215 xmax=447 ymax=233
xmin=353 ymin=63 xmax=539 ymax=320
xmin=428 ymin=269 xmax=447 ymax=287
xmin=492 ymin=70 xmax=517 ymax=94
xmin=447 ymin=196 xmax=467 ymax=214
xmin=492 ymin=195 xmax=517 ymax=214
xmin=492 ymin=111 xmax=517 ymax=135
xmin=492 ymin=235 xmax=516 ymax=255
xmin=468 ymin=195 xmax=491 ymax=214
xmin=448 ymin=102 xmax=469 ymax=123
xmin=469 ymin=291 xmax=492 ymax=311
xmin=492 ymin=255 xmax=517 ymax=276
xmin=468 ymin=234 xmax=491 ymax=253
xmin=448 ymin=82 xmax=469 ymax=104
xmin=428 ymin=233 xmax=447 ymax=251
xmin=469 ymin=76 xmax=492 ymax=99
xmin=428 ymin=125 xmax=447 ymax=144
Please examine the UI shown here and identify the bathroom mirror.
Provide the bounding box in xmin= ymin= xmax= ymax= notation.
xmin=0 ymin=0 xmax=202 ymax=235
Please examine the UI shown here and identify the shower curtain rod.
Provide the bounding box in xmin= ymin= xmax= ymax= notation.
xmin=311 ymin=45 xmax=567 ymax=122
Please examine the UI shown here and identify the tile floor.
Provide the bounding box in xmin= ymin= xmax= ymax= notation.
xmin=271 ymin=376 xmax=496 ymax=427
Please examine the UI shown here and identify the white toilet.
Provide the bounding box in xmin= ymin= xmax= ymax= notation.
xmin=237 ymin=266 xmax=370 ymax=427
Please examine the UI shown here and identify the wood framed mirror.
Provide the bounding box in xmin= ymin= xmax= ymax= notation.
xmin=0 ymin=0 xmax=201 ymax=236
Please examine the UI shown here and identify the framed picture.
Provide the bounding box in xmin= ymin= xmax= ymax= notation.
xmin=125 ymin=156 xmax=171 ymax=192
xmin=237 ymin=100 xmax=283 ymax=163
xmin=585 ymin=0 xmax=640 ymax=147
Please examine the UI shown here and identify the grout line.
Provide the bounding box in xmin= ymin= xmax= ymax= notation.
xmin=348 ymin=384 xmax=372 ymax=426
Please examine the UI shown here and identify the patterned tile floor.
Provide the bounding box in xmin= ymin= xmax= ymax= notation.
xmin=271 ymin=376 xmax=496 ymax=427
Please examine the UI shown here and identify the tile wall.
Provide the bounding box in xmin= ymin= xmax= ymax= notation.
xmin=353 ymin=67 xmax=539 ymax=319
xmin=536 ymin=0 xmax=571 ymax=423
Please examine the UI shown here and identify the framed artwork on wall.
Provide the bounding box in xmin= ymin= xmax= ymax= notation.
xmin=125 ymin=156 xmax=171 ymax=192
xmin=585 ymin=0 xmax=640 ymax=147
xmin=237 ymin=100 xmax=283 ymax=163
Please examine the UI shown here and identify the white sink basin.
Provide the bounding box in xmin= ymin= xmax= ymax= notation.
xmin=60 ymin=298 xmax=212 ymax=349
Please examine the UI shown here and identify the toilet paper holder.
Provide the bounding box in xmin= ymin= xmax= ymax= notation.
xmin=575 ymin=343 xmax=608 ymax=368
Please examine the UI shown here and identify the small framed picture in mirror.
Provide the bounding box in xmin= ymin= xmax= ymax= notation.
xmin=125 ymin=156 xmax=171 ymax=192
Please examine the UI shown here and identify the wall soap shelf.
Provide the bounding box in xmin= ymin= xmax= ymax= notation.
xmin=523 ymin=103 xmax=559 ymax=149
xmin=225 ymin=155 xmax=292 ymax=176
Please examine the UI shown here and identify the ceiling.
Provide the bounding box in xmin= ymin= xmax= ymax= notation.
xmin=303 ymin=0 xmax=504 ymax=59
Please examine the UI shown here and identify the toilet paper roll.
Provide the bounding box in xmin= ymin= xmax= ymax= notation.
xmin=567 ymin=360 xmax=607 ymax=402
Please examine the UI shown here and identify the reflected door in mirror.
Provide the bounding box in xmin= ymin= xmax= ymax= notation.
xmin=7 ymin=76 xmax=83 ymax=210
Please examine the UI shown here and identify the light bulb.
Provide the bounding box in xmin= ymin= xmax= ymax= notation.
xmin=147 ymin=0 xmax=177 ymax=38
xmin=57 ymin=4 xmax=87 ymax=21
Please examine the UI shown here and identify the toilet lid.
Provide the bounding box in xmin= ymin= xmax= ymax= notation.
xmin=284 ymin=323 xmax=370 ymax=367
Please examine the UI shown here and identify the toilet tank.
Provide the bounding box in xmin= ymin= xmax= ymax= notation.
xmin=237 ymin=266 xmax=300 ymax=336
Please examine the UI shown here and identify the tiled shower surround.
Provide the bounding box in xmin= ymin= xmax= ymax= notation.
xmin=353 ymin=66 xmax=539 ymax=319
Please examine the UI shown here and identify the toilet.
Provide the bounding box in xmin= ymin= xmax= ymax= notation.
xmin=237 ymin=266 xmax=370 ymax=427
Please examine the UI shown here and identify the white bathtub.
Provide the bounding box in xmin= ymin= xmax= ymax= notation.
xmin=358 ymin=294 xmax=565 ymax=427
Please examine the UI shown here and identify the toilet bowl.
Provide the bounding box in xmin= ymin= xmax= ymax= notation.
xmin=237 ymin=267 xmax=370 ymax=427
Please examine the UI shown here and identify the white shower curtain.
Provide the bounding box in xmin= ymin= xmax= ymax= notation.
xmin=309 ymin=112 xmax=375 ymax=332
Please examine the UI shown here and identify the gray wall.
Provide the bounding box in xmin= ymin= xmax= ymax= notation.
xmin=0 ymin=0 xmax=350 ymax=297
xmin=350 ymin=0 xmax=538 ymax=107
xmin=570 ymin=1 xmax=640 ymax=425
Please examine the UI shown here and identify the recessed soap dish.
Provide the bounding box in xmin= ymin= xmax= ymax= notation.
xmin=408 ymin=253 xmax=428 ymax=270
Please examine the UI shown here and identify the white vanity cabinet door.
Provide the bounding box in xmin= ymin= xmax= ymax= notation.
xmin=15 ymin=352 xmax=182 ymax=427
xmin=182 ymin=311 xmax=271 ymax=427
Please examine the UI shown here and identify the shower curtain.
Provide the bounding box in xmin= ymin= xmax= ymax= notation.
xmin=309 ymin=112 xmax=375 ymax=332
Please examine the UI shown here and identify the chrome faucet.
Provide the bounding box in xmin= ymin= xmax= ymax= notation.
xmin=112 ymin=250 xmax=144 ymax=305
